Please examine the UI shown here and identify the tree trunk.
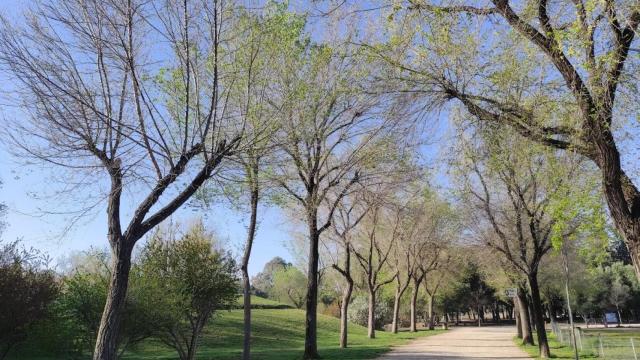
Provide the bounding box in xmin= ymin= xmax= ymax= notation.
xmin=517 ymin=287 xmax=534 ymax=345
xmin=368 ymin=289 xmax=376 ymax=339
xmin=241 ymin=183 xmax=259 ymax=360
xmin=93 ymin=242 xmax=133 ymax=360
xmin=528 ymin=273 xmax=550 ymax=358
xmin=392 ymin=288 xmax=402 ymax=334
xmin=339 ymin=279 xmax=353 ymax=348
xmin=427 ymin=295 xmax=434 ymax=330
xmin=391 ymin=280 xmax=408 ymax=334
xmin=304 ymin=210 xmax=320 ymax=359
xmin=410 ymin=285 xmax=419 ymax=332
xmin=515 ymin=300 xmax=522 ymax=339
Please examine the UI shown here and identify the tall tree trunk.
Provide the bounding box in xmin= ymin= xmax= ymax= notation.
xmin=93 ymin=242 xmax=133 ymax=360
xmin=427 ymin=294 xmax=434 ymax=330
xmin=517 ymin=287 xmax=534 ymax=346
xmin=304 ymin=209 xmax=320 ymax=359
xmin=391 ymin=288 xmax=402 ymax=334
xmin=241 ymin=182 xmax=259 ymax=360
xmin=410 ymin=285 xmax=419 ymax=332
xmin=368 ymin=288 xmax=376 ymax=339
xmin=339 ymin=278 xmax=353 ymax=348
xmin=391 ymin=279 xmax=408 ymax=334
xmin=528 ymin=272 xmax=550 ymax=358
xmin=515 ymin=300 xmax=522 ymax=339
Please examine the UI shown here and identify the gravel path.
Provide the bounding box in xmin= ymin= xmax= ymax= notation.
xmin=378 ymin=326 xmax=531 ymax=359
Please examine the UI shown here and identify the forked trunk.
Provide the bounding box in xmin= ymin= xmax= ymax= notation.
xmin=93 ymin=242 xmax=133 ymax=359
xmin=528 ymin=273 xmax=550 ymax=358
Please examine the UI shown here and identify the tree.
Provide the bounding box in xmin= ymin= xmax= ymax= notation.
xmin=0 ymin=1 xmax=246 ymax=357
xmin=406 ymin=191 xmax=451 ymax=332
xmin=327 ymin=191 xmax=368 ymax=347
xmin=271 ymin=38 xmax=409 ymax=358
xmin=454 ymin=128 xmax=601 ymax=357
xmin=272 ymin=266 xmax=308 ymax=309
xmin=252 ymin=257 xmax=291 ymax=297
xmin=137 ymin=222 xmax=239 ymax=360
xmin=352 ymin=198 xmax=399 ymax=338
xmin=196 ymin=6 xmax=304 ymax=358
xmin=0 ymin=241 xmax=58 ymax=359
xmin=384 ymin=0 xmax=640 ymax=283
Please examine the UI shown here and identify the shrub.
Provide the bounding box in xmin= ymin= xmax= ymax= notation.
xmin=138 ymin=222 xmax=239 ymax=360
xmin=0 ymin=241 xmax=58 ymax=359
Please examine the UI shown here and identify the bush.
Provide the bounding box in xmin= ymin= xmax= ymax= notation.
xmin=347 ymin=295 xmax=393 ymax=330
xmin=0 ymin=241 xmax=58 ymax=359
xmin=271 ymin=266 xmax=307 ymax=308
xmin=55 ymin=250 xmax=159 ymax=356
xmin=138 ymin=222 xmax=239 ymax=360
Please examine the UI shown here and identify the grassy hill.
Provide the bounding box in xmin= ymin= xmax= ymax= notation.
xmin=122 ymin=308 xmax=442 ymax=360
xmin=9 ymin=299 xmax=443 ymax=360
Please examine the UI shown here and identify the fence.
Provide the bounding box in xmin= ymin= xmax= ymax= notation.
xmin=551 ymin=322 xmax=640 ymax=359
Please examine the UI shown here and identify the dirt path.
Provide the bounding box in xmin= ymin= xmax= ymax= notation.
xmin=378 ymin=326 xmax=531 ymax=359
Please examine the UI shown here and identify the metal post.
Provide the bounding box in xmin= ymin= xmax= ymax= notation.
xmin=576 ymin=328 xmax=583 ymax=351
xmin=562 ymin=245 xmax=579 ymax=359
xmin=632 ymin=338 xmax=638 ymax=360
xmin=598 ymin=334 xmax=604 ymax=358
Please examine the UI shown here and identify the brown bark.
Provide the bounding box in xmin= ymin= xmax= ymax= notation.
xmin=528 ymin=273 xmax=550 ymax=358
xmin=339 ymin=278 xmax=353 ymax=348
xmin=93 ymin=241 xmax=133 ymax=359
xmin=391 ymin=275 xmax=409 ymax=334
xmin=409 ymin=279 xmax=421 ymax=332
xmin=367 ymin=289 xmax=376 ymax=339
xmin=515 ymin=299 xmax=522 ymax=339
xmin=304 ymin=209 xmax=320 ymax=359
xmin=241 ymin=173 xmax=259 ymax=360
xmin=333 ymin=242 xmax=354 ymax=348
xmin=517 ymin=287 xmax=534 ymax=346
xmin=427 ymin=294 xmax=434 ymax=330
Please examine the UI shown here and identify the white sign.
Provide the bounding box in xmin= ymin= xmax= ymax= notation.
xmin=506 ymin=288 xmax=517 ymax=298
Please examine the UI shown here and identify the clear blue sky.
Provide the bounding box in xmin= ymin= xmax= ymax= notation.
xmin=0 ymin=0 xmax=299 ymax=277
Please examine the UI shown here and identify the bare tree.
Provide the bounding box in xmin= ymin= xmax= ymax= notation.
xmin=456 ymin=129 xmax=595 ymax=357
xmin=0 ymin=1 xmax=245 ymax=358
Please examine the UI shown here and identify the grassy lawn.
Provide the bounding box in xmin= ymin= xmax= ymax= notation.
xmin=10 ymin=308 xmax=444 ymax=360
xmin=515 ymin=332 xmax=597 ymax=359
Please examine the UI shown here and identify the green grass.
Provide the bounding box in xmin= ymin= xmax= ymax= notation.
xmin=122 ymin=309 xmax=444 ymax=360
xmin=233 ymin=295 xmax=292 ymax=308
xmin=10 ymin=308 xmax=444 ymax=360
xmin=515 ymin=332 xmax=597 ymax=359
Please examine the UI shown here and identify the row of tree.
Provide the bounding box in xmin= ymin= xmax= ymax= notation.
xmin=2 ymin=1 xmax=640 ymax=359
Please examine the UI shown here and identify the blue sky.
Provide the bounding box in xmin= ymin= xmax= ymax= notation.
xmin=0 ymin=0 xmax=299 ymax=277
xmin=0 ymin=0 xmax=443 ymax=278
